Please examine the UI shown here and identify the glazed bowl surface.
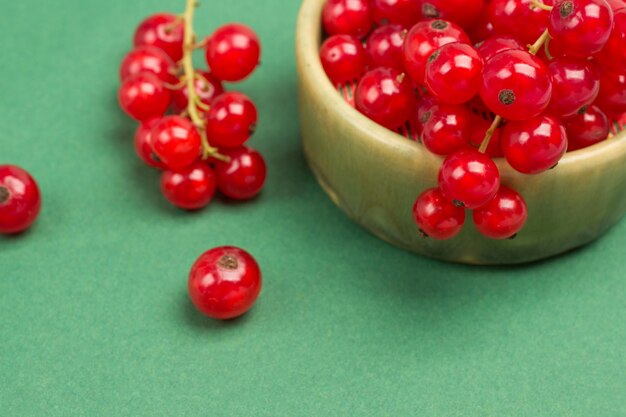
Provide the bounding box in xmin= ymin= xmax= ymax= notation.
xmin=295 ymin=0 xmax=626 ymax=265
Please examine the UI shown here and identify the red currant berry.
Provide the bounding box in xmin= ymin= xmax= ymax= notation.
xmin=422 ymin=103 xmax=471 ymax=155
xmin=548 ymin=0 xmax=614 ymax=58
xmin=355 ymin=68 xmax=416 ymax=129
xmin=596 ymin=8 xmax=626 ymax=74
xmin=473 ymin=186 xmax=528 ymax=240
xmin=118 ymin=72 xmax=170 ymax=122
xmin=215 ymin=147 xmax=267 ymax=200
xmin=606 ymin=0 xmax=626 ymax=11
xmin=469 ymin=115 xmax=504 ymax=158
xmin=320 ymin=35 xmax=368 ymax=86
xmin=466 ymin=9 xmax=496 ymax=43
xmin=372 ymin=0 xmax=421 ymax=28
xmin=413 ymin=188 xmax=466 ymax=240
xmin=170 ymin=71 xmax=224 ymax=113
xmin=205 ymin=92 xmax=258 ymax=149
xmin=565 ymin=105 xmax=610 ymax=150
xmin=501 ymin=114 xmax=568 ymax=174
xmin=205 ymin=24 xmax=261 ymax=82
xmin=322 ymin=0 xmax=373 ymax=38
xmin=403 ymin=19 xmax=470 ymax=85
xmin=467 ymin=95 xmax=494 ymax=116
xmin=0 ymin=165 xmax=41 ymax=235
xmin=476 ymin=35 xmax=523 ymax=62
xmin=160 ymin=162 xmax=217 ymax=210
xmin=418 ymin=0 xmax=485 ymax=29
xmin=119 ymin=46 xmax=176 ymax=83
xmin=150 ymin=116 xmax=201 ymax=169
xmin=425 ymin=42 xmax=482 ymax=104
xmin=188 ymin=246 xmax=262 ymax=320
xmin=438 ymin=149 xmax=500 ymax=209
xmin=134 ymin=118 xmax=167 ymax=169
xmin=547 ymin=58 xmax=600 ymax=117
xmin=365 ymin=24 xmax=406 ymax=71
xmin=595 ymin=68 xmax=626 ymax=116
xmin=479 ymin=50 xmax=553 ymax=121
xmin=489 ymin=0 xmax=553 ymax=45
xmin=410 ymin=95 xmax=438 ymax=138
xmin=133 ymin=13 xmax=184 ymax=62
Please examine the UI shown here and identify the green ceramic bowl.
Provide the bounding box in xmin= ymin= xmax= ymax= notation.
xmin=295 ymin=0 xmax=626 ymax=265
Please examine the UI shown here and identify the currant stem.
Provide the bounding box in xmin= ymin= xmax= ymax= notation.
xmin=528 ymin=29 xmax=550 ymax=55
xmin=164 ymin=77 xmax=187 ymax=90
xmin=479 ymin=115 xmax=502 ymax=153
xmin=530 ymin=0 xmax=554 ymax=11
xmin=543 ymin=36 xmax=553 ymax=60
xmin=194 ymin=97 xmax=211 ymax=112
xmin=181 ymin=0 xmax=227 ymax=161
xmin=193 ymin=37 xmax=209 ymax=50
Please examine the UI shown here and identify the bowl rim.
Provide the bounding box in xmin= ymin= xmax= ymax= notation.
xmin=295 ymin=0 xmax=626 ymax=169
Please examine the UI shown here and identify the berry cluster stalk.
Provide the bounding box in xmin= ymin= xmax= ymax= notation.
xmin=479 ymin=25 xmax=552 ymax=153
xmin=531 ymin=0 xmax=554 ymax=11
xmin=181 ymin=0 xmax=228 ymax=161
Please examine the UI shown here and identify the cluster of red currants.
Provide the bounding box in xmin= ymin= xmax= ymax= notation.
xmin=118 ymin=11 xmax=267 ymax=210
xmin=319 ymin=0 xmax=626 ymax=240
xmin=118 ymin=2 xmax=264 ymax=321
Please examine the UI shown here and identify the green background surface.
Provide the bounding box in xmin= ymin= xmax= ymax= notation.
xmin=1 ymin=0 xmax=625 ymax=415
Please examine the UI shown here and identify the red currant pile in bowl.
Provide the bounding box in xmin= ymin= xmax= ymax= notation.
xmin=118 ymin=5 xmax=266 ymax=210
xmin=296 ymin=0 xmax=626 ymax=264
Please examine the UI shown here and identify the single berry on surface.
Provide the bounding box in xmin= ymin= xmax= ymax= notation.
xmin=215 ymin=147 xmax=267 ymax=200
xmin=133 ymin=13 xmax=185 ymax=62
xmin=403 ymin=19 xmax=470 ymax=85
xmin=438 ymin=149 xmax=501 ymax=209
xmin=479 ymin=50 xmax=553 ymax=121
xmin=501 ymin=114 xmax=568 ymax=174
xmin=320 ymin=34 xmax=369 ymax=86
xmin=322 ymin=0 xmax=373 ymax=38
xmin=355 ymin=67 xmax=416 ymax=129
xmin=150 ymin=115 xmax=201 ymax=169
xmin=0 ymin=165 xmax=42 ymax=235
xmin=425 ymin=42 xmax=483 ymax=104
xmin=205 ymin=23 xmax=261 ymax=82
xmin=119 ymin=46 xmax=176 ymax=83
xmin=161 ymin=162 xmax=217 ymax=210
xmin=412 ymin=188 xmax=466 ymax=240
xmin=205 ymin=92 xmax=258 ymax=149
xmin=118 ymin=72 xmax=170 ymax=122
xmin=188 ymin=246 xmax=262 ymax=320
xmin=473 ymin=186 xmax=528 ymax=240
